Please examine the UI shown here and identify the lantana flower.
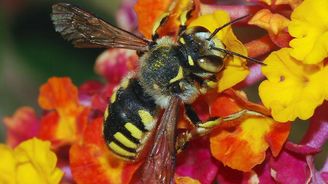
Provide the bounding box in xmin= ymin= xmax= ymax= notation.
xmin=37 ymin=77 xmax=89 ymax=148
xmin=252 ymin=0 xmax=328 ymax=122
xmin=249 ymin=9 xmax=290 ymax=36
xmin=0 ymin=138 xmax=63 ymax=184
xmin=3 ymin=0 xmax=328 ymax=183
xmin=3 ymin=107 xmax=40 ymax=147
xmin=259 ymin=48 xmax=328 ymax=122
xmin=208 ymin=90 xmax=290 ymax=171
xmin=289 ymin=0 xmax=328 ymax=64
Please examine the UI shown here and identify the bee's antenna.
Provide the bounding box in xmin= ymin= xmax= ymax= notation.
xmin=212 ymin=47 xmax=266 ymax=65
xmin=207 ymin=14 xmax=250 ymax=40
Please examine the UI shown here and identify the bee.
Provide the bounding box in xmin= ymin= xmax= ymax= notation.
xmin=51 ymin=2 xmax=264 ymax=183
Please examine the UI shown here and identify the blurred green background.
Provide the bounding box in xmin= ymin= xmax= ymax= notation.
xmin=0 ymin=0 xmax=326 ymax=168
xmin=0 ymin=0 xmax=122 ymax=141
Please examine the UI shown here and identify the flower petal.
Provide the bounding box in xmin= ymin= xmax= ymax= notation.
xmin=210 ymin=117 xmax=279 ymax=171
xmin=285 ymin=142 xmax=320 ymax=155
xmin=275 ymin=0 xmax=302 ymax=9
xmin=288 ymin=0 xmax=328 ymax=64
xmin=0 ymin=138 xmax=63 ymax=184
xmin=209 ymin=92 xmax=290 ymax=171
xmin=258 ymin=0 xmax=272 ymax=5
xmin=78 ymin=80 xmax=104 ymax=108
xmin=189 ymin=10 xmax=249 ymax=91
xmin=216 ymin=163 xmax=244 ymax=184
xmin=38 ymin=77 xmax=78 ymax=110
xmin=134 ymin=0 xmax=171 ymax=38
xmin=321 ymin=156 xmax=328 ymax=181
xmin=270 ymin=149 xmax=311 ymax=183
xmin=259 ymin=48 xmax=328 ymax=121
xmin=254 ymin=158 xmax=276 ymax=184
xmin=249 ymin=9 xmax=290 ymax=35
xmin=38 ymin=77 xmax=88 ymax=147
xmin=0 ymin=144 xmax=16 ymax=183
xmin=116 ymin=0 xmax=138 ymax=31
xmin=3 ymin=106 xmax=39 ymax=147
xmin=175 ymin=176 xmax=201 ymax=184
xmin=176 ymin=138 xmax=218 ymax=184
xmin=14 ymin=138 xmax=64 ymax=184
xmin=265 ymin=122 xmax=291 ymax=157
xmin=302 ymin=101 xmax=328 ymax=149
xmin=135 ymin=0 xmax=200 ymax=39
xmin=95 ymin=49 xmax=138 ymax=84
xmin=216 ymin=161 xmax=274 ymax=184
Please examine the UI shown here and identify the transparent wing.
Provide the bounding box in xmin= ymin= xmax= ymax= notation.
xmin=132 ymin=97 xmax=181 ymax=184
xmin=51 ymin=3 xmax=150 ymax=51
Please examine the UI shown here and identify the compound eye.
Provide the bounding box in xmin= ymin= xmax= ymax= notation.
xmin=196 ymin=55 xmax=224 ymax=73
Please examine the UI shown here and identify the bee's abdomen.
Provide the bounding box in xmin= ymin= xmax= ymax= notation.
xmin=103 ymin=77 xmax=157 ymax=160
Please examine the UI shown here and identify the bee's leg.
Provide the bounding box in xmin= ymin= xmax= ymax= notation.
xmin=151 ymin=13 xmax=170 ymax=41
xmin=188 ymin=104 xmax=264 ymax=133
xmin=176 ymin=105 xmax=264 ymax=152
xmin=178 ymin=3 xmax=197 ymax=35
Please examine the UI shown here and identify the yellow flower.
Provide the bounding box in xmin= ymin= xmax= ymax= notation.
xmin=259 ymin=48 xmax=328 ymax=122
xmin=189 ymin=10 xmax=249 ymax=92
xmin=0 ymin=138 xmax=63 ymax=184
xmin=288 ymin=0 xmax=328 ymax=64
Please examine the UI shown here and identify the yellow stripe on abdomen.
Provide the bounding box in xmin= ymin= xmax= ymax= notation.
xmin=110 ymin=90 xmax=118 ymax=103
xmin=138 ymin=110 xmax=155 ymax=130
xmin=113 ymin=132 xmax=138 ymax=149
xmin=124 ymin=122 xmax=143 ymax=140
xmin=108 ymin=142 xmax=136 ymax=157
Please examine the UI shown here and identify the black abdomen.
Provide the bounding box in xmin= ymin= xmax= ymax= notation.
xmin=103 ymin=77 xmax=158 ymax=160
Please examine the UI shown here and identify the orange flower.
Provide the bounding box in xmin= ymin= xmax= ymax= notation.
xmin=38 ymin=77 xmax=88 ymax=148
xmin=134 ymin=0 xmax=200 ymax=39
xmin=134 ymin=0 xmax=172 ymax=39
xmin=249 ymin=9 xmax=290 ymax=35
xmin=208 ymin=90 xmax=291 ymax=172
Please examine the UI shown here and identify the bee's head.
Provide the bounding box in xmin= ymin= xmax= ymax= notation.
xmin=178 ymin=15 xmax=265 ymax=82
xmin=178 ymin=26 xmax=226 ymax=79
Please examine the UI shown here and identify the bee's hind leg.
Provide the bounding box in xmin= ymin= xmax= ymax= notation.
xmin=176 ymin=104 xmax=264 ymax=152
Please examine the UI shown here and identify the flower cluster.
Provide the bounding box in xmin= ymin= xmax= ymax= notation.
xmin=2 ymin=0 xmax=328 ymax=183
